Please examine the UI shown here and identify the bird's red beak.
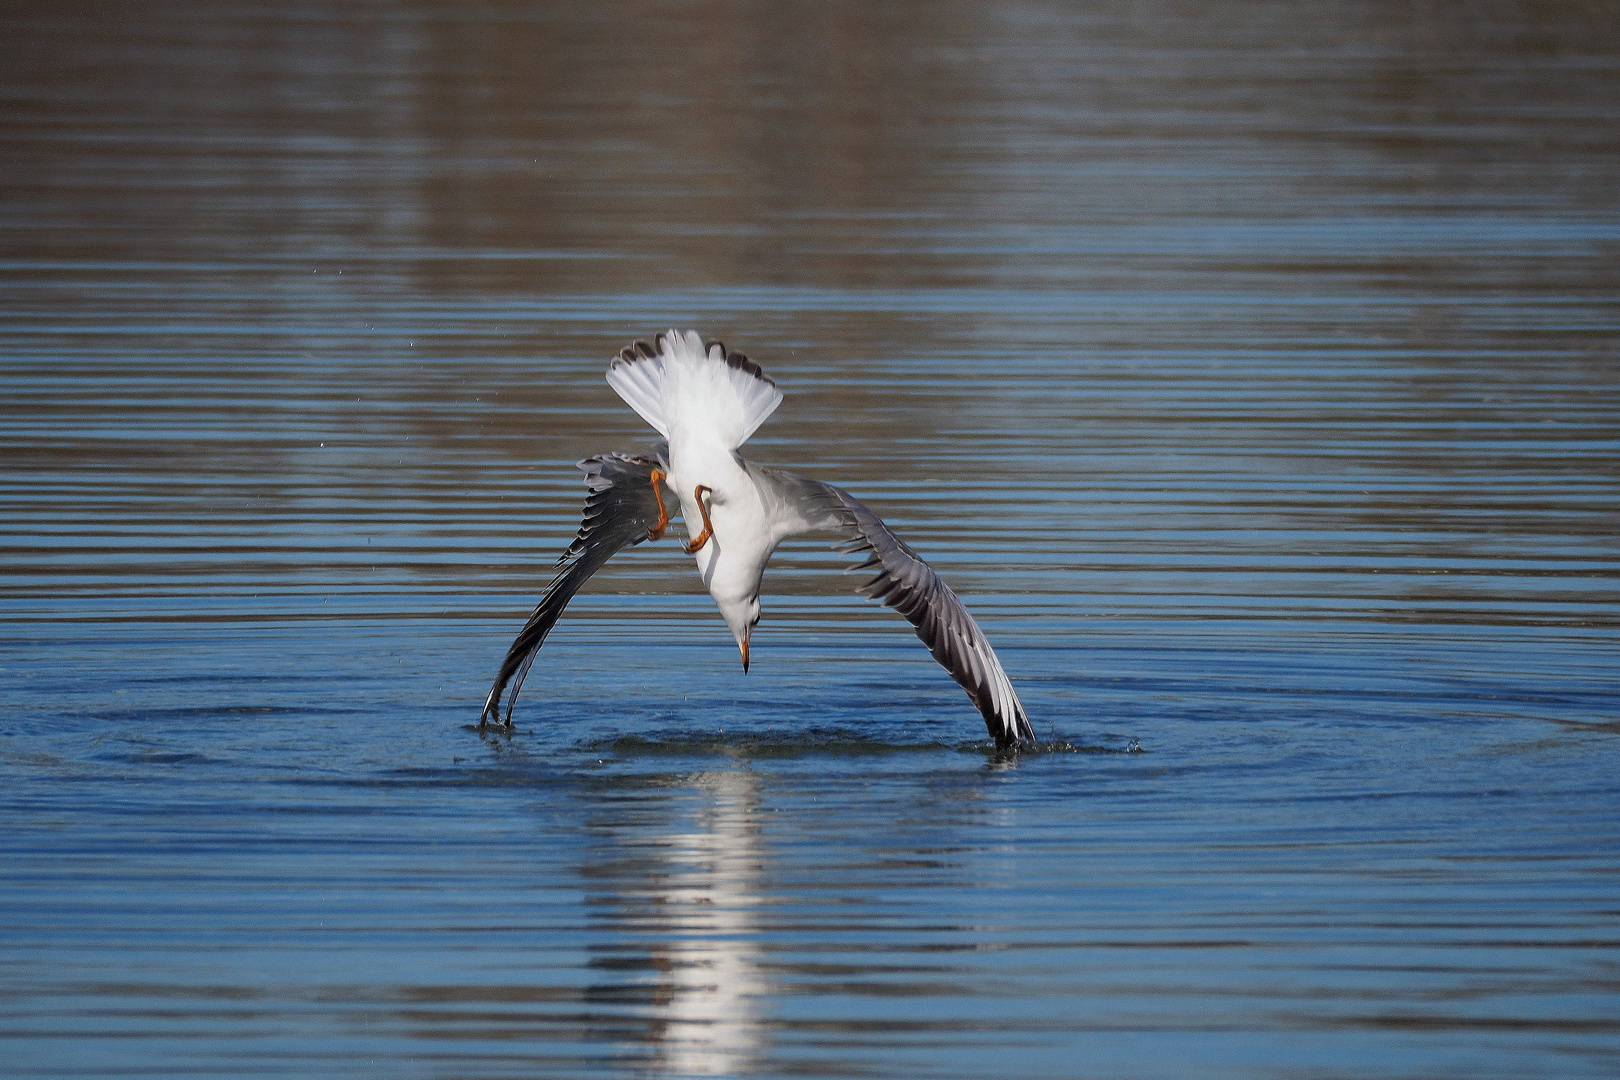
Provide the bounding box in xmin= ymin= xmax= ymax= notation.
xmin=739 ymin=628 xmax=750 ymax=673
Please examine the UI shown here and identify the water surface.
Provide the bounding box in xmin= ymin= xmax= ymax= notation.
xmin=2 ymin=2 xmax=1618 ymax=1077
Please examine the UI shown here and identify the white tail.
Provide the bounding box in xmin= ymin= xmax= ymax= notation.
xmin=605 ymin=329 xmax=783 ymax=450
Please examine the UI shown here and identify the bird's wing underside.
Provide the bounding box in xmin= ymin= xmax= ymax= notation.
xmin=481 ymin=450 xmax=666 ymax=727
xmin=756 ymin=467 xmax=1036 ymax=749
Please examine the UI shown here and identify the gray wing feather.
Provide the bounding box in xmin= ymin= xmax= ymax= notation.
xmin=481 ymin=451 xmax=666 ymax=727
xmin=757 ymin=467 xmax=1035 ymax=749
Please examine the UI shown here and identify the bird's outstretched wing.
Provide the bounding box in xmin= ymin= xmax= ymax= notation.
xmin=757 ymin=468 xmax=1036 ymax=749
xmin=481 ymin=451 xmax=666 ymax=727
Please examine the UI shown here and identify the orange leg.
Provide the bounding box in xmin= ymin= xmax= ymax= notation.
xmin=647 ymin=469 xmax=671 ymax=541
xmin=684 ymin=485 xmax=715 ymax=554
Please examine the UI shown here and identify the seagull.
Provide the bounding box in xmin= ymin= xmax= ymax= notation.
xmin=481 ymin=330 xmax=1035 ymax=749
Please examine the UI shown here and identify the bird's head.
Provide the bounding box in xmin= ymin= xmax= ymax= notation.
xmin=717 ymin=593 xmax=762 ymax=672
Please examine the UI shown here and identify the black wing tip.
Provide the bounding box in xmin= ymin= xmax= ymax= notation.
xmin=973 ymin=678 xmax=1037 ymax=750
xmin=478 ymin=677 xmax=515 ymax=730
xmin=978 ymin=691 xmax=1036 ymax=749
xmin=998 ymin=712 xmax=1038 ymax=750
xmin=607 ymin=331 xmax=777 ymax=388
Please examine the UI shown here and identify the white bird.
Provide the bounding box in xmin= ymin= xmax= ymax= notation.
xmin=482 ymin=330 xmax=1034 ymax=749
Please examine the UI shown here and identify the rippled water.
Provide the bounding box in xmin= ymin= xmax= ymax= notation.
xmin=3 ymin=2 xmax=1618 ymax=1077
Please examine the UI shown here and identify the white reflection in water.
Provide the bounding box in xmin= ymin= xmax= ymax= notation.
xmin=642 ymin=771 xmax=768 ymax=1077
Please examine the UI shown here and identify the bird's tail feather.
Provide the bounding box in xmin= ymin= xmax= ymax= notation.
xmin=605 ymin=329 xmax=782 ymax=449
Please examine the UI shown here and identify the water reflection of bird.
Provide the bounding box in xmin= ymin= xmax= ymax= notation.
xmin=643 ymin=770 xmax=768 ymax=1076
xmin=481 ymin=330 xmax=1033 ymax=748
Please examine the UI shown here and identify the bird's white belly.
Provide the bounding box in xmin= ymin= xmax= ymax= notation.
xmin=665 ymin=447 xmax=771 ymax=602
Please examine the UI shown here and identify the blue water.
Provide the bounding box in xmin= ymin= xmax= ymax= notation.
xmin=3 ymin=2 xmax=1619 ymax=1077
